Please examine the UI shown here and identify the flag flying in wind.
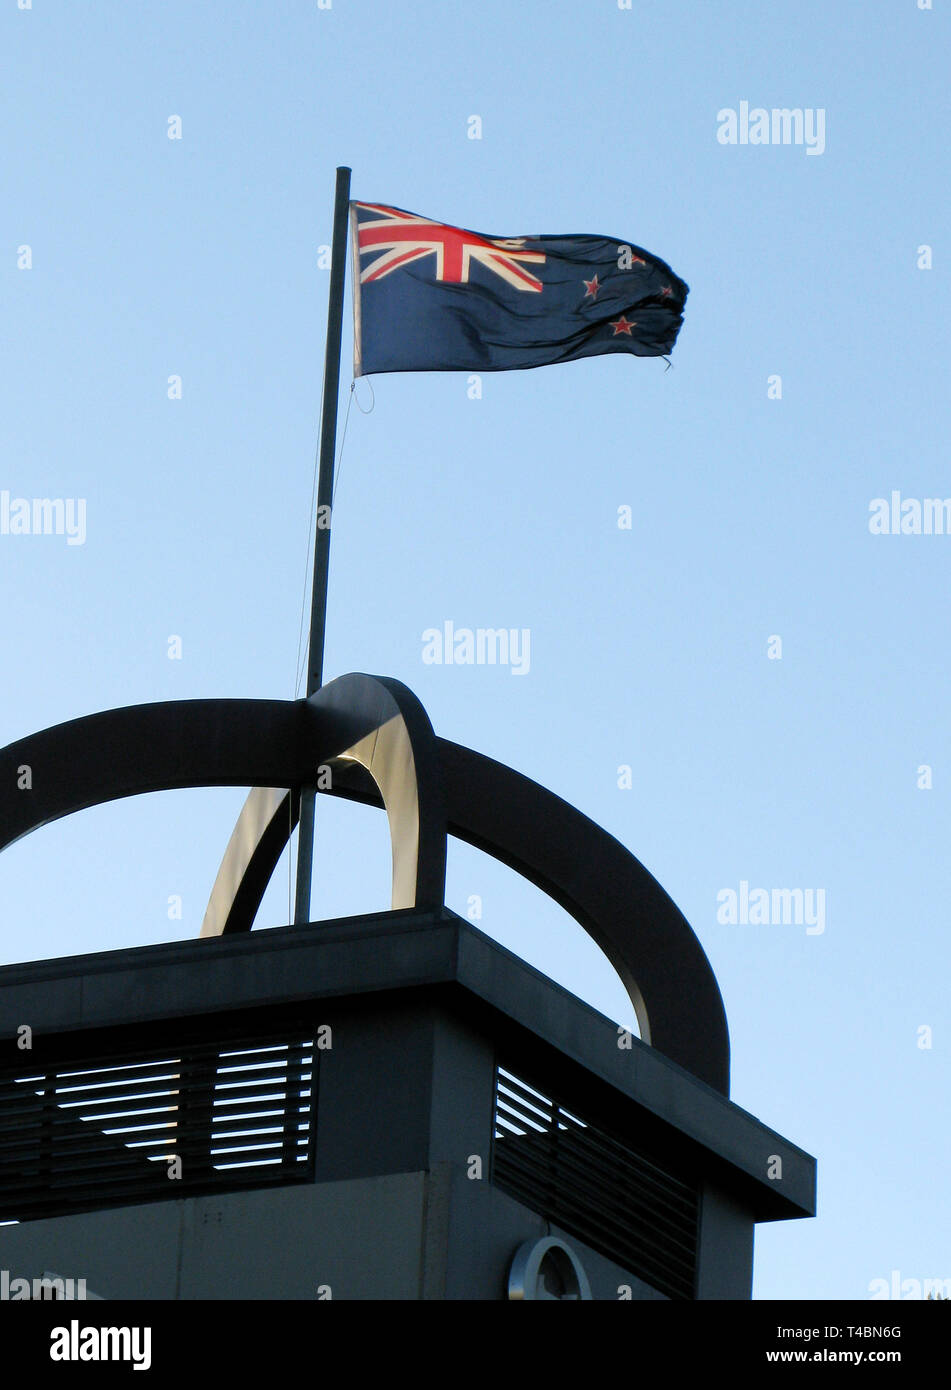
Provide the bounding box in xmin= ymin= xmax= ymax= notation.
xmin=350 ymin=201 xmax=688 ymax=376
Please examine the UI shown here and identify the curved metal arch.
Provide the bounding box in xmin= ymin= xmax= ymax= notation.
xmin=439 ymin=739 xmax=730 ymax=1093
xmin=200 ymin=674 xmax=447 ymax=933
xmin=0 ymin=673 xmax=730 ymax=1094
xmin=0 ymin=673 xmax=447 ymax=917
xmin=200 ymin=700 xmax=731 ymax=1095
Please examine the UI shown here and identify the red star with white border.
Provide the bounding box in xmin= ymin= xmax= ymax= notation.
xmin=583 ymin=275 xmax=600 ymax=300
xmin=610 ymin=316 xmax=636 ymax=336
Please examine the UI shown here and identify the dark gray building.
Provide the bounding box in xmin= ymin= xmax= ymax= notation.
xmin=0 ymin=673 xmax=815 ymax=1299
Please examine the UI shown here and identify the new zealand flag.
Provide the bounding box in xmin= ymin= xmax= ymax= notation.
xmin=350 ymin=202 xmax=688 ymax=376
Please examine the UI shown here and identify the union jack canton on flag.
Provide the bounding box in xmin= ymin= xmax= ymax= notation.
xmin=350 ymin=202 xmax=688 ymax=376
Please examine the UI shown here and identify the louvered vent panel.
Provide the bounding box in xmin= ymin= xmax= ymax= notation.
xmin=0 ymin=1027 xmax=316 ymax=1222
xmin=491 ymin=1065 xmax=698 ymax=1300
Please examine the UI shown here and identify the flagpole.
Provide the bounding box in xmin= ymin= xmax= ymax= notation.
xmin=294 ymin=164 xmax=351 ymax=925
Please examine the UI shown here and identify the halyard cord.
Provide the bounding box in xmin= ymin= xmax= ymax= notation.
xmin=289 ymin=373 xmax=325 ymax=916
xmin=293 ymin=374 xmax=325 ymax=701
xmin=293 ymin=375 xmax=371 ymax=700
xmin=289 ymin=360 xmax=371 ymax=912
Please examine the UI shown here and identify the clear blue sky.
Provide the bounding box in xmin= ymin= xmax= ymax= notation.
xmin=2 ymin=0 xmax=948 ymax=1300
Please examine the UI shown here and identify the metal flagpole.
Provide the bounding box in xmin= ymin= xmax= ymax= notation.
xmin=294 ymin=164 xmax=352 ymax=925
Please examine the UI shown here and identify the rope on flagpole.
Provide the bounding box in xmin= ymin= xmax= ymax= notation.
xmin=352 ymin=375 xmax=375 ymax=413
xmin=288 ymin=373 xmax=363 ymax=912
xmin=294 ymin=383 xmax=325 ymax=700
xmin=330 ymin=382 xmax=355 ymax=507
xmin=294 ymin=376 xmax=362 ymax=700
xmin=289 ymin=380 xmax=325 ymax=920
xmin=329 ymin=374 xmax=372 ymax=509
